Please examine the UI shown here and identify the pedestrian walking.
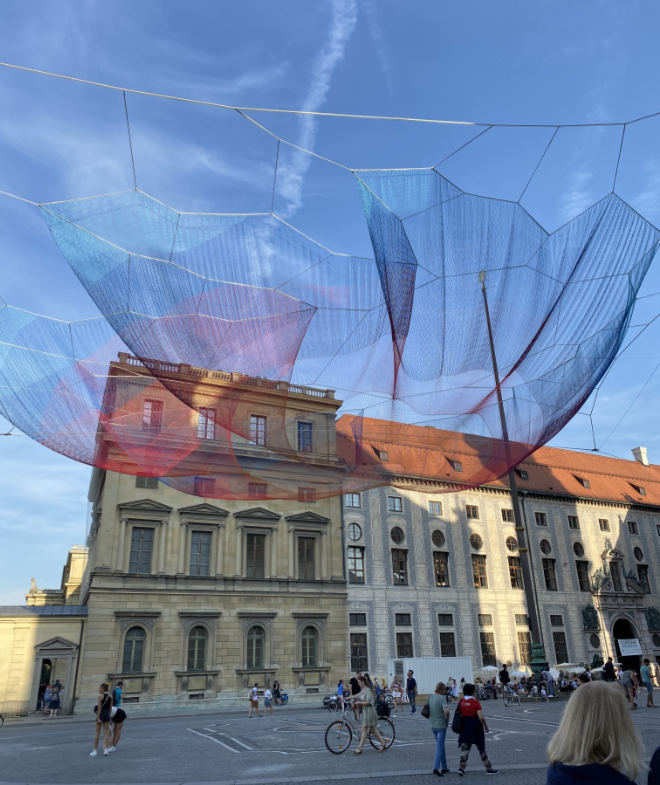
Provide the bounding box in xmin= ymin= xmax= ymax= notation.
xmin=621 ymin=668 xmax=635 ymax=708
xmin=391 ymin=677 xmax=403 ymax=715
xmin=424 ymin=682 xmax=450 ymax=776
xmin=263 ymin=687 xmax=273 ymax=715
xmin=641 ymin=659 xmax=656 ymax=708
xmin=455 ymin=683 xmax=498 ymax=776
xmin=248 ymin=683 xmax=261 ymax=717
xmin=546 ymin=681 xmax=641 ymax=784
xmin=42 ymin=683 xmax=52 ymax=714
xmin=112 ymin=680 xmax=123 ymax=707
xmin=48 ymin=681 xmax=61 ymax=717
xmin=90 ymin=683 xmax=113 ymax=757
xmin=272 ymin=680 xmax=281 ymax=705
xmin=337 ymin=679 xmax=345 ymax=710
xmin=406 ymin=669 xmax=418 ymax=714
xmin=351 ymin=675 xmax=387 ymax=754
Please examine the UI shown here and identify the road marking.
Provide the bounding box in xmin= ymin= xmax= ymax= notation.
xmin=228 ymin=735 xmax=254 ymax=750
xmin=186 ymin=727 xmax=240 ymax=752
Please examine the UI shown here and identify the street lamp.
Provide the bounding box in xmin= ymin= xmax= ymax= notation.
xmin=478 ymin=270 xmax=548 ymax=674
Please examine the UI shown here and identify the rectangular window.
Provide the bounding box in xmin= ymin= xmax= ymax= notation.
xmin=535 ymin=511 xmax=548 ymax=526
xmin=437 ymin=613 xmax=454 ymax=626
xmin=193 ymin=477 xmax=215 ymax=496
xmin=428 ymin=500 xmax=443 ymax=515
xmin=391 ymin=549 xmax=408 ymax=585
xmin=433 ymin=551 xmax=450 ymax=587
xmin=508 ymin=556 xmax=523 ymax=589
xmin=610 ymin=561 xmax=623 ymax=592
xmin=350 ymin=633 xmax=368 ymax=672
xmin=550 ymin=614 xmax=564 ymax=627
xmin=637 ymin=565 xmax=650 ymax=593
xmin=395 ymin=613 xmax=412 ymax=626
xmin=129 ymin=527 xmax=154 ymax=574
xmin=249 ymin=415 xmax=267 ymax=445
xmin=516 ymin=468 xmax=529 ymax=480
xmin=297 ymin=487 xmax=316 ymax=502
xmin=478 ymin=614 xmax=493 ymax=626
xmin=542 ymin=558 xmax=558 ymax=591
xmin=197 ymin=407 xmax=215 ymax=440
xmin=135 ymin=476 xmax=158 ymax=489
xmin=248 ymin=482 xmax=267 ymax=498
xmin=297 ymin=537 xmax=315 ymax=581
xmin=568 ymin=515 xmax=580 ymax=530
xmin=190 ymin=531 xmax=211 ymax=576
xmin=347 ymin=546 xmax=365 ymax=584
xmin=349 ymin=613 xmax=367 ymax=626
xmin=518 ymin=631 xmax=531 ymax=664
xmin=627 ymin=521 xmax=638 ymax=535
xmin=480 ymin=632 xmax=496 ymax=666
xmin=246 ymin=533 xmax=265 ymax=579
xmin=471 ymin=555 xmax=488 ymax=588
xmin=440 ymin=632 xmax=456 ymax=657
xmin=552 ymin=631 xmax=569 ymax=664
xmin=345 ymin=493 xmax=361 ymax=508
xmin=575 ymin=475 xmax=590 ymax=489
xmin=388 ymin=496 xmax=403 ymax=512
xmin=515 ymin=614 xmax=529 ymax=626
xmin=466 ymin=504 xmax=480 ymax=520
xmin=142 ymin=399 xmax=163 ymax=432
xmin=501 ymin=508 xmax=514 ymax=522
xmin=396 ymin=632 xmax=413 ymax=658
xmin=297 ymin=420 xmax=313 ymax=452
xmin=599 ymin=518 xmax=610 ymax=532
xmin=576 ymin=560 xmax=591 ymax=592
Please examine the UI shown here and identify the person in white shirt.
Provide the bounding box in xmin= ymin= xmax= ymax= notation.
xmin=263 ymin=687 xmax=273 ymax=715
xmin=248 ymin=684 xmax=261 ymax=717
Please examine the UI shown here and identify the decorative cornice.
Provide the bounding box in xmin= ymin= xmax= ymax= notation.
xmin=285 ymin=511 xmax=330 ymax=524
xmin=114 ymin=610 xmax=162 ymax=618
xmin=234 ymin=507 xmax=281 ymax=521
xmin=178 ymin=611 xmax=222 ymax=618
xmin=117 ymin=499 xmax=173 ymax=514
xmin=236 ymin=610 xmax=278 ymax=618
xmin=178 ymin=503 xmax=229 ymax=518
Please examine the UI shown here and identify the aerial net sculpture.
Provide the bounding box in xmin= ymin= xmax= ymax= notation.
xmin=1 ymin=65 xmax=659 ymax=499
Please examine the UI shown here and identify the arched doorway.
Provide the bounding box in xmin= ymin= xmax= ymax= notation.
xmin=612 ymin=618 xmax=641 ymax=672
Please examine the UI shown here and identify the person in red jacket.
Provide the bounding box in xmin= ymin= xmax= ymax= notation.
xmin=455 ymin=683 xmax=498 ymax=776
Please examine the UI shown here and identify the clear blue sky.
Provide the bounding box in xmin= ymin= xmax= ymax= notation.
xmin=2 ymin=0 xmax=660 ymax=603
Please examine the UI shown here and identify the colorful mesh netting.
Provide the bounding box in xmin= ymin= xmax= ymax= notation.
xmin=1 ymin=162 xmax=657 ymax=498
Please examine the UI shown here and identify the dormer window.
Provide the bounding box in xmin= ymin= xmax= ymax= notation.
xmin=574 ymin=475 xmax=591 ymax=489
xmin=515 ymin=468 xmax=529 ymax=481
xmin=447 ymin=457 xmax=463 ymax=472
xmin=373 ymin=447 xmax=389 ymax=461
xmin=630 ymin=483 xmax=646 ymax=496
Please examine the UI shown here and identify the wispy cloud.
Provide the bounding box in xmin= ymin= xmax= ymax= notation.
xmin=277 ymin=0 xmax=358 ymax=217
xmin=560 ymin=167 xmax=594 ymax=223
xmin=361 ymin=0 xmax=392 ymax=92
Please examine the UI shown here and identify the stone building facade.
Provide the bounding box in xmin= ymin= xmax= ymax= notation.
xmin=339 ymin=418 xmax=660 ymax=678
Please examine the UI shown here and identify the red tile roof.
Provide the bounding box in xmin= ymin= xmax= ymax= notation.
xmin=336 ymin=415 xmax=660 ymax=505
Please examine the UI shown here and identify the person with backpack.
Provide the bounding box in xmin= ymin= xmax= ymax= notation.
xmin=454 ymin=683 xmax=498 ymax=776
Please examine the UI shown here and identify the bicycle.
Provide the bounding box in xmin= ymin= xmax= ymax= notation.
xmin=324 ymin=700 xmax=395 ymax=754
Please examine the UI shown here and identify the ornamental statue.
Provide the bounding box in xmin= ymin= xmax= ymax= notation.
xmin=582 ymin=604 xmax=600 ymax=630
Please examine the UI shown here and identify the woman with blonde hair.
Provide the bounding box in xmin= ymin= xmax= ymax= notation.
xmin=546 ymin=680 xmax=642 ymax=784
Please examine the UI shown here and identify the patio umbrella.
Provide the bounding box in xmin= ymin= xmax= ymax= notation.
xmin=481 ymin=666 xmax=499 ymax=672
xmin=549 ymin=668 xmax=560 ymax=680
xmin=510 ymin=670 xmax=526 ymax=678
xmin=556 ymin=663 xmax=575 ymax=669
xmin=566 ymin=666 xmax=585 ymax=674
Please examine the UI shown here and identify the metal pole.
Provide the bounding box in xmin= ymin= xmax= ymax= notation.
xmin=478 ymin=271 xmax=547 ymax=670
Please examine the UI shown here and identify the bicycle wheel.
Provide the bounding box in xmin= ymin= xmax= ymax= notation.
xmin=325 ymin=720 xmax=353 ymax=754
xmin=369 ymin=717 xmax=395 ymax=749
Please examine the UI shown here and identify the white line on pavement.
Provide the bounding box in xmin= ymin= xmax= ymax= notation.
xmin=186 ymin=727 xmax=240 ymax=752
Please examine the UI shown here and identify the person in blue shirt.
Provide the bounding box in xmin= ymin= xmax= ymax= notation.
xmin=546 ymin=681 xmax=641 ymax=785
xmin=336 ymin=679 xmax=345 ymax=710
xmin=640 ymin=659 xmax=655 ymax=709
xmin=112 ymin=681 xmax=123 ymax=707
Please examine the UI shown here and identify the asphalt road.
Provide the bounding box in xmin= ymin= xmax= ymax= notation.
xmin=1 ymin=700 xmax=658 ymax=785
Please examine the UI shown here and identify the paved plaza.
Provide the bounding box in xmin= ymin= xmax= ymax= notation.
xmin=1 ymin=700 xmax=659 ymax=785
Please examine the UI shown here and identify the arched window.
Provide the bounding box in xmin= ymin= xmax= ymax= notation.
xmin=187 ymin=625 xmax=208 ymax=672
xmin=122 ymin=626 xmax=146 ymax=673
xmin=302 ymin=625 xmax=318 ymax=667
xmin=247 ymin=625 xmax=265 ymax=669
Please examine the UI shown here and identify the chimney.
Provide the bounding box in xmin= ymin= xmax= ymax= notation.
xmin=632 ymin=446 xmax=649 ymax=466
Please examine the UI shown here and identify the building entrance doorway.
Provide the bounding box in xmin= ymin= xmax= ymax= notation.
xmin=612 ymin=618 xmax=641 ymax=673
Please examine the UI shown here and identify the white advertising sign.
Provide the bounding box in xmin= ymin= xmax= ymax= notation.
xmin=617 ymin=638 xmax=643 ymax=656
